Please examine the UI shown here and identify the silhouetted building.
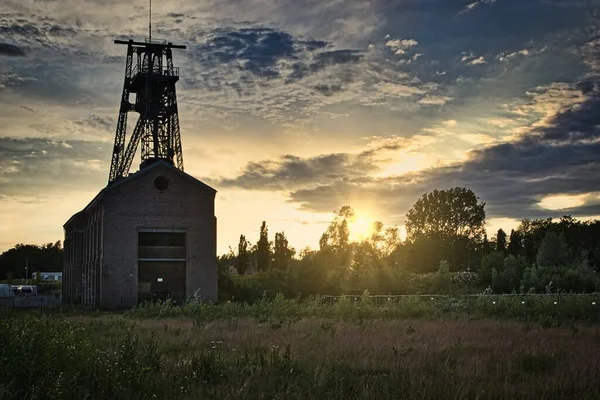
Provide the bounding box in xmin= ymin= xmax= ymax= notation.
xmin=63 ymin=161 xmax=217 ymax=307
xmin=63 ymin=37 xmax=217 ymax=308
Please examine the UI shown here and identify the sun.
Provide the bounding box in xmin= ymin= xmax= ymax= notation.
xmin=348 ymin=214 xmax=375 ymax=242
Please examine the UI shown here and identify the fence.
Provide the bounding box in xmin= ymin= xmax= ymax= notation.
xmin=0 ymin=294 xmax=62 ymax=310
xmin=1 ymin=293 xmax=599 ymax=322
xmin=319 ymin=293 xmax=600 ymax=322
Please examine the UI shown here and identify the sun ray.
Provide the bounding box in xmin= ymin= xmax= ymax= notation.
xmin=348 ymin=213 xmax=375 ymax=241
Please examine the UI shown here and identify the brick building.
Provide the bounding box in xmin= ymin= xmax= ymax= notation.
xmin=63 ymin=161 xmax=217 ymax=308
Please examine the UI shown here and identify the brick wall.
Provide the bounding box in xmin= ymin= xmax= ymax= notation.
xmin=65 ymin=162 xmax=217 ymax=308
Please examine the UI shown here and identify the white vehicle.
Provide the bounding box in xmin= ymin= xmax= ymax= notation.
xmin=14 ymin=285 xmax=38 ymax=296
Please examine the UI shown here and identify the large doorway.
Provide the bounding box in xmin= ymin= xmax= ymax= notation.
xmin=138 ymin=229 xmax=186 ymax=303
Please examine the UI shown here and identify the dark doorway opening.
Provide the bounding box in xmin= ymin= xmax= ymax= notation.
xmin=138 ymin=230 xmax=186 ymax=303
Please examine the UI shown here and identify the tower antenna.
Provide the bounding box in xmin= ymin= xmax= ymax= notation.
xmin=149 ymin=0 xmax=152 ymax=41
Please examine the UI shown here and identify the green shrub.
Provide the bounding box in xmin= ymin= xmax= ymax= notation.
xmin=480 ymin=252 xmax=504 ymax=286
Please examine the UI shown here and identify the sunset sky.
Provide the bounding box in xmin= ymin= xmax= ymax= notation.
xmin=1 ymin=0 xmax=600 ymax=254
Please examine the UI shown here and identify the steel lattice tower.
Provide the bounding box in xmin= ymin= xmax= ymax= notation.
xmin=108 ymin=38 xmax=186 ymax=185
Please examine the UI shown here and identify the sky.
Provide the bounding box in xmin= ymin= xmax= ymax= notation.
xmin=2 ymin=0 xmax=600 ymax=254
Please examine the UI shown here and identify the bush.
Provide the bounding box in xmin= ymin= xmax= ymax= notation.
xmin=480 ymin=252 xmax=504 ymax=286
xmin=491 ymin=255 xmax=527 ymax=293
xmin=520 ymin=264 xmax=600 ymax=294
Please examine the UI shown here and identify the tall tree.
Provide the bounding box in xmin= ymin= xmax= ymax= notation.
xmin=256 ymin=221 xmax=271 ymax=272
xmin=235 ymin=235 xmax=250 ymax=275
xmin=274 ymin=232 xmax=294 ymax=270
xmin=404 ymin=188 xmax=486 ymax=272
xmin=319 ymin=206 xmax=354 ymax=268
xmin=496 ymin=229 xmax=507 ymax=252
xmin=405 ymin=187 xmax=486 ymax=241
xmin=507 ymin=229 xmax=522 ymax=256
xmin=482 ymin=234 xmax=491 ymax=254
xmin=536 ymin=231 xmax=570 ymax=267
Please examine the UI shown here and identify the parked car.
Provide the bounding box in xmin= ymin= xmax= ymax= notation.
xmin=13 ymin=285 xmax=38 ymax=296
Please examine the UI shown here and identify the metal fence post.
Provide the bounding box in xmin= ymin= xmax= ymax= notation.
xmin=495 ymin=295 xmax=499 ymax=318
xmin=557 ymin=293 xmax=561 ymax=322
xmin=524 ymin=296 xmax=528 ymax=322
xmin=467 ymin=295 xmax=472 ymax=317
xmin=597 ymin=293 xmax=600 ymax=324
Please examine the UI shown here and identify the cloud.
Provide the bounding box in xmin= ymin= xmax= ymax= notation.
xmin=385 ymin=38 xmax=418 ymax=50
xmin=467 ymin=56 xmax=486 ymax=65
xmin=190 ymin=27 xmax=360 ymax=83
xmin=1 ymin=0 xmax=600 ymax=251
xmin=460 ymin=0 xmax=496 ymax=14
xmin=0 ymin=43 xmax=27 ymax=57
xmin=457 ymin=133 xmax=496 ymax=145
xmin=0 ymin=137 xmax=108 ymax=198
xmin=497 ymin=48 xmax=532 ymax=62
xmin=418 ymin=95 xmax=453 ymax=105
xmin=443 ymin=120 xmax=458 ymax=127
xmin=375 ymin=82 xmax=427 ymax=97
xmin=217 ymin=77 xmax=600 ymax=221
xmin=212 ymin=135 xmax=421 ymax=191
xmin=487 ymin=118 xmax=514 ymax=128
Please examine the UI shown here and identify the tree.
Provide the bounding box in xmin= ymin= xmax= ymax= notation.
xmin=0 ymin=242 xmax=63 ymax=280
xmin=235 ymin=235 xmax=250 ymax=275
xmin=507 ymin=229 xmax=522 ymax=256
xmin=480 ymin=251 xmax=504 ymax=286
xmin=518 ymin=218 xmax=553 ymax=264
xmin=496 ymin=229 xmax=507 ymax=252
xmin=382 ymin=226 xmax=401 ymax=258
xmin=319 ymin=206 xmax=354 ymax=268
xmin=536 ymin=231 xmax=570 ymax=267
xmin=482 ymin=234 xmax=491 ymax=254
xmin=274 ymin=232 xmax=294 ymax=270
xmin=405 ymin=187 xmax=486 ymax=241
xmin=256 ymin=221 xmax=271 ymax=272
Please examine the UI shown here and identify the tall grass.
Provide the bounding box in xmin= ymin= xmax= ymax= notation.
xmin=1 ymin=314 xmax=600 ymax=399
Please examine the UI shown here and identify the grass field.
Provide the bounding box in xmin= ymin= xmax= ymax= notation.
xmin=1 ymin=305 xmax=600 ymax=399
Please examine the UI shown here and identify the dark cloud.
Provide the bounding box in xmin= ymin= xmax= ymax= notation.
xmin=44 ymin=24 xmax=77 ymax=37
xmin=216 ymin=78 xmax=600 ymax=221
xmin=0 ymin=42 xmax=27 ymax=57
xmin=74 ymin=114 xmax=114 ymax=132
xmin=533 ymin=81 xmax=600 ymax=143
xmin=215 ymin=152 xmax=379 ymax=191
xmin=0 ymin=137 xmax=108 ymax=197
xmin=313 ymin=83 xmax=343 ymax=96
xmin=189 ymin=26 xmax=362 ymax=87
xmin=0 ymin=23 xmax=43 ymax=40
xmin=212 ymin=136 xmax=415 ymax=190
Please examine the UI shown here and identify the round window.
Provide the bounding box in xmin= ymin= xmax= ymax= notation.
xmin=154 ymin=176 xmax=169 ymax=191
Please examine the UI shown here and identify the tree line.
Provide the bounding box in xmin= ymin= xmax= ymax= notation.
xmin=2 ymin=187 xmax=600 ymax=297
xmin=0 ymin=242 xmax=63 ymax=281
xmin=223 ymin=187 xmax=600 ymax=298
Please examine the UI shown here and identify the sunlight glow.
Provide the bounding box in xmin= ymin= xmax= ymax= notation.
xmin=538 ymin=193 xmax=590 ymax=210
xmin=349 ymin=214 xmax=376 ymax=242
xmin=374 ymin=152 xmax=433 ymax=177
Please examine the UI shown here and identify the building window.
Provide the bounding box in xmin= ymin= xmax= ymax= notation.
xmin=154 ymin=176 xmax=169 ymax=192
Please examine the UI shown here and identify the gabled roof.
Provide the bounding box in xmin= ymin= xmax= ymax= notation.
xmin=64 ymin=161 xmax=217 ymax=229
xmin=108 ymin=160 xmax=217 ymax=194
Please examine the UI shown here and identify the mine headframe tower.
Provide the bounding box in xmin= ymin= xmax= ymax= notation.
xmin=108 ymin=38 xmax=186 ymax=185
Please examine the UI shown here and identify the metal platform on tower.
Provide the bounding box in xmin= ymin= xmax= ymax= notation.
xmin=108 ymin=38 xmax=187 ymax=185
